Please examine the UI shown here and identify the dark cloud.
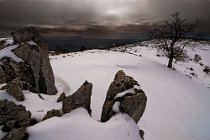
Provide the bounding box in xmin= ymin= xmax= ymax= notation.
xmin=0 ymin=0 xmax=209 ymax=38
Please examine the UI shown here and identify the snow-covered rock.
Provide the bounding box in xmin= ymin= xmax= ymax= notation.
xmin=0 ymin=26 xmax=57 ymax=95
xmin=101 ymin=70 xmax=147 ymax=123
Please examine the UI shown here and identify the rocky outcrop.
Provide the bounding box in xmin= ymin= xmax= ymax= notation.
xmin=101 ymin=70 xmax=147 ymax=123
xmin=57 ymin=92 xmax=66 ymax=102
xmin=0 ymin=26 xmax=57 ymax=95
xmin=2 ymin=127 xmax=28 ymax=140
xmin=43 ymin=109 xmax=62 ymax=120
xmin=62 ymin=81 xmax=92 ymax=115
xmin=3 ymin=78 xmax=25 ymax=101
xmin=0 ymin=99 xmax=31 ymax=131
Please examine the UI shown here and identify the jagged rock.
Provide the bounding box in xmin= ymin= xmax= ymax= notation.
xmin=106 ymin=70 xmax=139 ymax=101
xmin=120 ymin=90 xmax=147 ymax=123
xmin=62 ymin=81 xmax=92 ymax=115
xmin=139 ymin=130 xmax=145 ymax=140
xmin=4 ymin=78 xmax=25 ymax=101
xmin=0 ymin=99 xmax=31 ymax=129
xmin=57 ymin=92 xmax=66 ymax=102
xmin=0 ymin=26 xmax=57 ymax=95
xmin=43 ymin=109 xmax=62 ymax=120
xmin=101 ymin=70 xmax=147 ymax=123
xmin=10 ymin=26 xmax=40 ymax=44
xmin=2 ymin=127 xmax=28 ymax=140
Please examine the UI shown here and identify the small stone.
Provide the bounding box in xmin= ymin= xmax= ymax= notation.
xmin=43 ymin=109 xmax=62 ymax=120
xmin=57 ymin=92 xmax=66 ymax=102
xmin=139 ymin=130 xmax=145 ymax=140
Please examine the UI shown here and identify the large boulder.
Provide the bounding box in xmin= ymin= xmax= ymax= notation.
xmin=0 ymin=99 xmax=31 ymax=130
xmin=0 ymin=26 xmax=57 ymax=95
xmin=101 ymin=70 xmax=147 ymax=123
xmin=62 ymin=81 xmax=92 ymax=115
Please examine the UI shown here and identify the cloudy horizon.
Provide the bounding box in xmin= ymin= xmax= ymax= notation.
xmin=0 ymin=0 xmax=210 ymax=39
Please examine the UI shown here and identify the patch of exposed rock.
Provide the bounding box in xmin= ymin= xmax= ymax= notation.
xmin=2 ymin=127 xmax=28 ymax=140
xmin=0 ymin=99 xmax=31 ymax=131
xmin=57 ymin=92 xmax=66 ymax=102
xmin=3 ymin=78 xmax=25 ymax=101
xmin=203 ymin=66 xmax=210 ymax=74
xmin=0 ymin=26 xmax=57 ymax=95
xmin=62 ymin=81 xmax=92 ymax=115
xmin=101 ymin=70 xmax=147 ymax=123
xmin=43 ymin=109 xmax=62 ymax=120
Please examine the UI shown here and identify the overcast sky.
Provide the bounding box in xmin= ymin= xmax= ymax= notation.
xmin=0 ymin=0 xmax=210 ymax=38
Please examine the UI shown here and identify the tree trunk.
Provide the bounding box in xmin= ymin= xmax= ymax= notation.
xmin=167 ymin=41 xmax=175 ymax=68
xmin=167 ymin=56 xmax=173 ymax=68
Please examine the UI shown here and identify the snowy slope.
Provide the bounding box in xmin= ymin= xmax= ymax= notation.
xmin=1 ymin=42 xmax=210 ymax=140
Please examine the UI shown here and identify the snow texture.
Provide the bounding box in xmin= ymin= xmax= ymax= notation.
xmin=0 ymin=44 xmax=23 ymax=63
xmin=28 ymin=108 xmax=141 ymax=140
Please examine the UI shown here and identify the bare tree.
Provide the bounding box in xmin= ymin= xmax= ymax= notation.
xmin=149 ymin=13 xmax=198 ymax=68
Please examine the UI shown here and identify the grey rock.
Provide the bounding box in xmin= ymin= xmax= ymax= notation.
xmin=101 ymin=70 xmax=147 ymax=123
xmin=120 ymin=90 xmax=147 ymax=123
xmin=0 ymin=26 xmax=57 ymax=95
xmin=57 ymin=92 xmax=66 ymax=102
xmin=43 ymin=109 xmax=62 ymax=120
xmin=10 ymin=26 xmax=39 ymax=44
xmin=62 ymin=81 xmax=92 ymax=115
xmin=139 ymin=130 xmax=145 ymax=140
xmin=0 ymin=99 xmax=31 ymax=129
xmin=5 ymin=78 xmax=25 ymax=101
xmin=106 ymin=70 xmax=139 ymax=101
xmin=2 ymin=127 xmax=28 ymax=140
xmin=0 ymin=66 xmax=6 ymax=84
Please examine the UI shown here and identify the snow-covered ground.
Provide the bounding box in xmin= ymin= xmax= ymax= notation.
xmin=1 ymin=41 xmax=210 ymax=140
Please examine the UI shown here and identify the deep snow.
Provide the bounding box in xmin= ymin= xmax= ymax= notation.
xmin=0 ymin=41 xmax=210 ymax=140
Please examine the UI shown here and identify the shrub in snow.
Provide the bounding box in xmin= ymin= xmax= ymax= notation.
xmin=203 ymin=66 xmax=210 ymax=74
xmin=193 ymin=54 xmax=202 ymax=63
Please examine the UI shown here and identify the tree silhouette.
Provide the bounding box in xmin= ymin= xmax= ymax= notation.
xmin=149 ymin=13 xmax=198 ymax=68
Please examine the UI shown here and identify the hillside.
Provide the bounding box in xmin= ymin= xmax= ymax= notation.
xmin=1 ymin=38 xmax=210 ymax=140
